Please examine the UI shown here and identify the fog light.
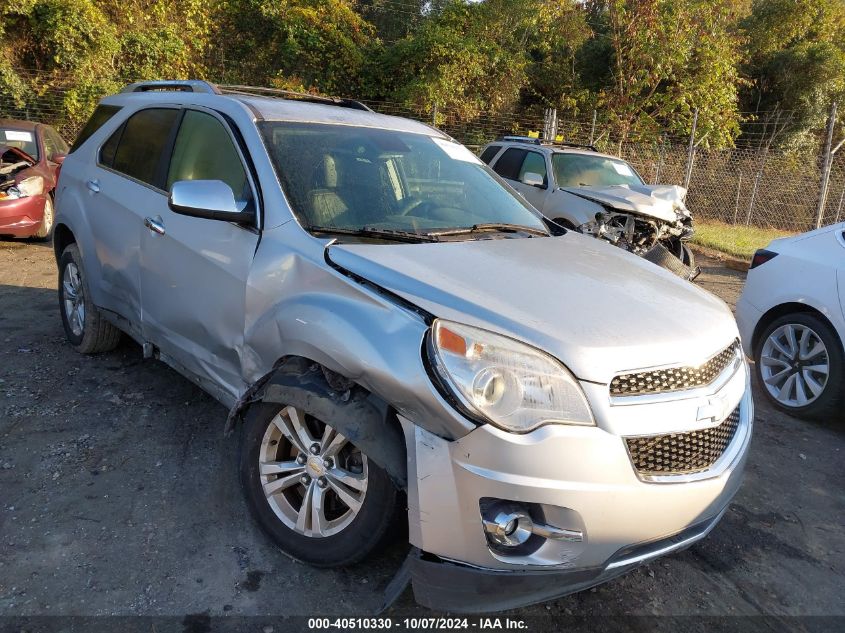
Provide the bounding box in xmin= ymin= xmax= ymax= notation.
xmin=483 ymin=510 xmax=534 ymax=547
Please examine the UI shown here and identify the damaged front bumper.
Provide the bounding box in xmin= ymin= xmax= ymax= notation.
xmin=407 ymin=509 xmax=725 ymax=612
xmin=397 ymin=370 xmax=752 ymax=612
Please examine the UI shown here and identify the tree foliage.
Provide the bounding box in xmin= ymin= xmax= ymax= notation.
xmin=1 ymin=0 xmax=843 ymax=148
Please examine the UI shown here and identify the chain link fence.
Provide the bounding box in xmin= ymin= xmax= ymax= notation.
xmin=3 ymin=71 xmax=843 ymax=233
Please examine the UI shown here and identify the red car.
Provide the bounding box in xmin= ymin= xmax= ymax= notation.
xmin=0 ymin=119 xmax=69 ymax=240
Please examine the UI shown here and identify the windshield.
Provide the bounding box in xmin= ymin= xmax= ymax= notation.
xmin=259 ymin=122 xmax=547 ymax=236
xmin=552 ymin=154 xmax=643 ymax=188
xmin=1 ymin=129 xmax=38 ymax=160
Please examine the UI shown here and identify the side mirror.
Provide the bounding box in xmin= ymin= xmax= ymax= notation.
xmin=50 ymin=152 xmax=67 ymax=165
xmin=168 ymin=180 xmax=254 ymax=223
xmin=521 ymin=172 xmax=545 ymax=188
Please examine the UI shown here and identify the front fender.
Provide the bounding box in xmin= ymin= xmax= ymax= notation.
xmin=240 ymin=224 xmax=475 ymax=441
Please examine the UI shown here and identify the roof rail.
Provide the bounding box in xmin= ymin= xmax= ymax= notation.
xmin=497 ymin=135 xmax=542 ymax=145
xmin=546 ymin=141 xmax=599 ymax=152
xmin=218 ymin=85 xmax=373 ymax=112
xmin=121 ymin=80 xmax=221 ymax=94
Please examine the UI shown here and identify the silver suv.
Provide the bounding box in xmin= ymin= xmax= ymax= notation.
xmin=54 ymin=81 xmax=752 ymax=612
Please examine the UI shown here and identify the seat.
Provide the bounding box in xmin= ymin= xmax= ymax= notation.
xmin=307 ymin=155 xmax=348 ymax=226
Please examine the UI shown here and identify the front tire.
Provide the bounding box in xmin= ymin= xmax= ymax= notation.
xmin=240 ymin=402 xmax=398 ymax=567
xmin=754 ymin=312 xmax=843 ymax=421
xmin=58 ymin=244 xmax=122 ymax=353
xmin=33 ymin=196 xmax=54 ymax=241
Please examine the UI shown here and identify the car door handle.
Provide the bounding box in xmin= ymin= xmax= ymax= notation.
xmin=144 ymin=216 xmax=165 ymax=235
xmin=86 ymin=179 xmax=100 ymax=193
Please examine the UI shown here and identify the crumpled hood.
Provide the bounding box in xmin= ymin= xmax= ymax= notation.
xmin=0 ymin=144 xmax=35 ymax=166
xmin=563 ymin=184 xmax=688 ymax=223
xmin=328 ymin=232 xmax=737 ymax=384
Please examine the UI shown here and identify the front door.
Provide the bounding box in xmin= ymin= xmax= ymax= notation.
xmin=139 ymin=108 xmax=259 ymax=400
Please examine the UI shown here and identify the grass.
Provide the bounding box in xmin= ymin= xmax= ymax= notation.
xmin=691 ymin=220 xmax=795 ymax=260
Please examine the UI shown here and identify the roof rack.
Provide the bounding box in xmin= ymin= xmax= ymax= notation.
xmin=119 ymin=80 xmax=373 ymax=112
xmin=218 ymin=85 xmax=373 ymax=112
xmin=546 ymin=141 xmax=599 ymax=152
xmin=121 ymin=80 xmax=221 ymax=94
xmin=496 ymin=135 xmax=599 ymax=152
xmin=497 ymin=135 xmax=542 ymax=145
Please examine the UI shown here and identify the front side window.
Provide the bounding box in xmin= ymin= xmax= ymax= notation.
xmin=1 ymin=128 xmax=38 ymax=160
xmin=519 ymin=151 xmax=547 ymax=185
xmin=106 ymin=108 xmax=179 ymax=187
xmin=552 ymin=154 xmax=643 ymax=188
xmin=44 ymin=127 xmax=69 ymax=159
xmin=259 ymin=122 xmax=547 ymax=235
xmin=166 ymin=110 xmax=252 ymax=208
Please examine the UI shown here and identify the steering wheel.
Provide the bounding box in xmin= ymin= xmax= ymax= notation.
xmin=397 ymin=196 xmax=428 ymax=217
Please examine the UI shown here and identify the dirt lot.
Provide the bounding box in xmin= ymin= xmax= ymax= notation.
xmin=1 ymin=240 xmax=843 ymax=626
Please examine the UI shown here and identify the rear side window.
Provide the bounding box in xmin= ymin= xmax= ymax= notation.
xmin=69 ymin=105 xmax=122 ymax=153
xmin=519 ymin=151 xmax=547 ymax=184
xmin=166 ymin=110 xmax=252 ymax=208
xmin=107 ymin=108 xmax=179 ymax=188
xmin=492 ymin=148 xmax=527 ymax=180
xmin=479 ymin=145 xmax=501 ymax=164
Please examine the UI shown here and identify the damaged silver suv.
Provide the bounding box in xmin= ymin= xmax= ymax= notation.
xmin=53 ymin=81 xmax=752 ymax=612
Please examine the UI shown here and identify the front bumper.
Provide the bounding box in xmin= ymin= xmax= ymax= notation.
xmin=409 ymin=510 xmax=726 ymax=612
xmin=0 ymin=195 xmax=46 ymax=237
xmin=402 ymin=365 xmax=752 ymax=611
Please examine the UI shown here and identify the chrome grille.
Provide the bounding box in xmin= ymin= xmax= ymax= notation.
xmin=610 ymin=340 xmax=740 ymax=397
xmin=625 ymin=406 xmax=741 ymax=476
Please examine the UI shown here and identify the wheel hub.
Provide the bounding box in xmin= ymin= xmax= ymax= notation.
xmin=305 ymin=455 xmax=326 ymax=478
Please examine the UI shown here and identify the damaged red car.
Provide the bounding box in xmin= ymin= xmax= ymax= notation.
xmin=0 ymin=120 xmax=69 ymax=240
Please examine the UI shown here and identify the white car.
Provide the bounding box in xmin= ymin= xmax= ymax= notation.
xmin=737 ymin=223 xmax=845 ymax=420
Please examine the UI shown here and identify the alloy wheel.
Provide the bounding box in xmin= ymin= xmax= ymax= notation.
xmin=259 ymin=405 xmax=368 ymax=538
xmin=62 ymin=262 xmax=85 ymax=337
xmin=760 ymin=323 xmax=830 ymax=407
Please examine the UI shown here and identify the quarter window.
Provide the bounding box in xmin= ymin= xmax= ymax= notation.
xmin=492 ymin=148 xmax=526 ymax=181
xmin=70 ymin=104 xmax=122 ymax=153
xmin=166 ymin=110 xmax=252 ymax=208
xmin=107 ymin=108 xmax=179 ymax=187
xmin=479 ymin=145 xmax=501 ymax=165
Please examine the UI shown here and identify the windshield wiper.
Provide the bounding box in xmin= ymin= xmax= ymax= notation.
xmin=308 ymin=225 xmax=440 ymax=243
xmin=427 ymin=223 xmax=550 ymax=238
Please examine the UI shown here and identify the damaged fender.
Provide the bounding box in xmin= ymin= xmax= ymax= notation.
xmin=236 ymin=357 xmax=407 ymax=490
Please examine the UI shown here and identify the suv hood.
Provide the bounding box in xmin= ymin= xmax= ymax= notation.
xmin=328 ymin=232 xmax=737 ymax=384
xmin=562 ymin=184 xmax=688 ymax=223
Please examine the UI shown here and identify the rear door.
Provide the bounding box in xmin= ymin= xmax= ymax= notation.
xmin=138 ymin=107 xmax=260 ymax=400
xmin=86 ymin=107 xmax=180 ymax=327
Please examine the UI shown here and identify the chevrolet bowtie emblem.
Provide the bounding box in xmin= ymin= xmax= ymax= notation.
xmin=697 ymin=395 xmax=728 ymax=423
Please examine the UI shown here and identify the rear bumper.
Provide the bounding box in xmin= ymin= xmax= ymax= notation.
xmin=410 ymin=509 xmax=727 ymax=613
xmin=0 ymin=195 xmax=46 ymax=237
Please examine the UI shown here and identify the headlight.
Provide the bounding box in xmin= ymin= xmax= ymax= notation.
xmin=427 ymin=319 xmax=594 ymax=433
xmin=10 ymin=176 xmax=45 ymax=198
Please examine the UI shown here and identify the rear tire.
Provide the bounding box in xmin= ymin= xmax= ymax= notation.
xmin=240 ymin=401 xmax=399 ymax=567
xmin=754 ymin=312 xmax=843 ymax=421
xmin=58 ymin=244 xmax=122 ymax=354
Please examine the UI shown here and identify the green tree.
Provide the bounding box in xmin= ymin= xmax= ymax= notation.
xmin=740 ymin=0 xmax=845 ymax=148
xmin=374 ymin=0 xmax=587 ymax=121
xmin=214 ymin=0 xmax=378 ymax=94
xmin=581 ymin=0 xmax=743 ymax=147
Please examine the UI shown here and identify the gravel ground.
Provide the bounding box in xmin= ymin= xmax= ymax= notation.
xmin=0 ymin=239 xmax=843 ymax=625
